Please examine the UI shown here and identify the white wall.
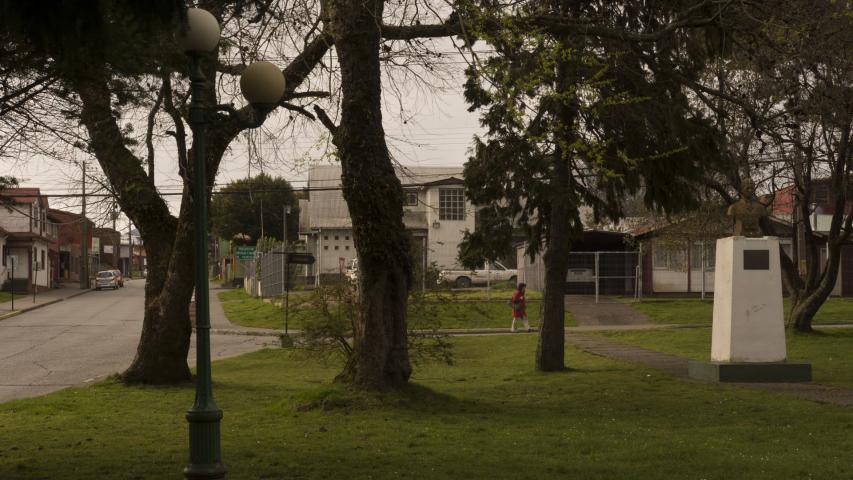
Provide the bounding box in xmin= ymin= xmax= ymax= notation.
xmin=0 ymin=207 xmax=32 ymax=233
xmin=424 ymin=186 xmax=475 ymax=270
xmin=313 ymin=229 xmax=357 ymax=276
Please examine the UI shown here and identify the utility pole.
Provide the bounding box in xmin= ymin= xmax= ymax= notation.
xmin=80 ymin=161 xmax=88 ymax=290
xmin=127 ymin=221 xmax=132 ymax=278
xmin=260 ymin=199 xmax=264 ymax=240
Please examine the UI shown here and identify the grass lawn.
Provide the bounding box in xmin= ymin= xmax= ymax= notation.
xmin=2 ymin=336 xmax=852 ymax=479
xmin=218 ymin=289 xmax=569 ymax=330
xmin=594 ymin=327 xmax=853 ymax=389
xmin=0 ymin=292 xmax=24 ymax=304
xmin=633 ymin=297 xmax=853 ymax=325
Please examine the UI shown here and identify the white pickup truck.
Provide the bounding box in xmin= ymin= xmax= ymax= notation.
xmin=438 ymin=261 xmax=518 ymax=288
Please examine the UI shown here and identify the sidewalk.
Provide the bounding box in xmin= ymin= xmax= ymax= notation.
xmin=567 ymin=333 xmax=853 ymax=407
xmin=0 ymin=285 xmax=93 ymax=321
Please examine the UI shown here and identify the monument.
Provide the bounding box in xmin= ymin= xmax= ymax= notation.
xmin=688 ymin=180 xmax=811 ymax=382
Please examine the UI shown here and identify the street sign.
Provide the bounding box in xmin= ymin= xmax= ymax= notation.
xmin=235 ymin=246 xmax=256 ymax=260
xmin=271 ymin=251 xmax=315 ymax=265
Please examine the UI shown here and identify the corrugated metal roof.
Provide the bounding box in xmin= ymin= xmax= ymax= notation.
xmin=305 ymin=165 xmax=463 ymax=230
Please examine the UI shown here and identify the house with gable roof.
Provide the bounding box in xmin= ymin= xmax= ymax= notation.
xmin=298 ymin=165 xmax=475 ymax=282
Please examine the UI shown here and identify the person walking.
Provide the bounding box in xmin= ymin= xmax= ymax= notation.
xmin=510 ymin=282 xmax=530 ymax=332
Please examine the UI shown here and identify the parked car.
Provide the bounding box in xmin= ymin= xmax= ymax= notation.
xmin=111 ymin=269 xmax=124 ymax=287
xmin=95 ymin=270 xmax=119 ymax=290
xmin=438 ymin=261 xmax=518 ymax=288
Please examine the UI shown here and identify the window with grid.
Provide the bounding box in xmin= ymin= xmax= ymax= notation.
xmin=439 ymin=188 xmax=465 ymax=221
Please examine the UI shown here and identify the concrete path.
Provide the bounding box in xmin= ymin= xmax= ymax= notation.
xmin=567 ymin=333 xmax=853 ymax=407
xmin=0 ymin=280 xmax=277 ymax=403
xmin=565 ymin=296 xmax=651 ymax=327
xmin=0 ymin=284 xmax=93 ymax=320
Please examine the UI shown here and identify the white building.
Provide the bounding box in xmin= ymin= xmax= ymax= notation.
xmin=0 ymin=188 xmax=57 ymax=291
xmin=299 ymin=165 xmax=475 ymax=281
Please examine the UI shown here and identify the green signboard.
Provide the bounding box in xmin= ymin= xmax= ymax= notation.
xmin=235 ymin=246 xmax=256 ymax=260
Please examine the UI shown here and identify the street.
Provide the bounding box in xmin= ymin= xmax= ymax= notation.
xmin=0 ymin=280 xmax=277 ymax=403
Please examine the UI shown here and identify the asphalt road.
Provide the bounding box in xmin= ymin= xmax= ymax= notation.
xmin=0 ymin=279 xmax=277 ymax=403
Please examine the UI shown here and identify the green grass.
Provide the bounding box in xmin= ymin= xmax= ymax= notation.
xmin=594 ymin=327 xmax=853 ymax=389
xmin=219 ymin=289 xmax=569 ymax=330
xmin=2 ymin=335 xmax=853 ymax=479
xmin=633 ymin=297 xmax=853 ymax=325
xmin=0 ymin=292 xmax=23 ymax=303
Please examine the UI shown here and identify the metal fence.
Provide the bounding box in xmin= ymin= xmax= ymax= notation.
xmin=243 ymin=246 xmax=313 ymax=298
xmin=519 ymin=250 xmax=640 ymax=304
xmin=566 ymin=251 xmax=639 ymax=303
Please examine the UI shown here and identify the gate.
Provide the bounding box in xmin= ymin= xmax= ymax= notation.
xmin=566 ymin=251 xmax=639 ymax=304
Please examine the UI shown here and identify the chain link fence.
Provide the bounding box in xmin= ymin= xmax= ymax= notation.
xmin=243 ymin=246 xmax=313 ymax=298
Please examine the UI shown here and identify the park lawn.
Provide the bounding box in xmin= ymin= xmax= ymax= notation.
xmin=218 ymin=289 xmax=568 ymax=330
xmin=2 ymin=336 xmax=853 ymax=479
xmin=632 ymin=297 xmax=853 ymax=325
xmin=593 ymin=327 xmax=853 ymax=389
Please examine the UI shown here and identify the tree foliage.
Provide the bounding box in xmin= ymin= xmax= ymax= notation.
xmin=459 ymin=0 xmax=732 ymax=370
xmin=210 ymin=174 xmax=299 ymax=244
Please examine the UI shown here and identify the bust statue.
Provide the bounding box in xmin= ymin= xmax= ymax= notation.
xmin=727 ymin=179 xmax=770 ymax=237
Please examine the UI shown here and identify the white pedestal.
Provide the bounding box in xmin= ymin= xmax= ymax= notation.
xmin=711 ymin=236 xmax=786 ymax=363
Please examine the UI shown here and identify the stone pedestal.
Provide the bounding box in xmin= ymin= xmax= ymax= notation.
xmin=689 ymin=236 xmax=811 ymax=382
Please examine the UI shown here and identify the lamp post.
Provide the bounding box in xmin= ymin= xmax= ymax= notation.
xmin=180 ymin=8 xmax=285 ymax=480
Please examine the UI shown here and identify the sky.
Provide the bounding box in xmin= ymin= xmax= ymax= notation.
xmin=2 ymin=49 xmax=485 ymax=232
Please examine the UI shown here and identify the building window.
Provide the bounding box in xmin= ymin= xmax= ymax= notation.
xmin=41 ymin=250 xmax=45 ymax=270
xmin=653 ymin=243 xmax=686 ymax=271
xmin=323 ymin=246 xmax=329 ymax=250
xmin=439 ymin=188 xmax=465 ymax=221
xmin=345 ymin=246 xmax=350 ymax=251
xmin=812 ymin=184 xmax=829 ymax=205
xmin=405 ymin=192 xmax=418 ymax=206
xmin=334 ymin=245 xmax=339 ymax=250
xmin=324 ymin=235 xmax=329 ymax=240
xmin=334 ymin=236 xmax=339 ymax=240
xmin=691 ymin=242 xmax=715 ymax=269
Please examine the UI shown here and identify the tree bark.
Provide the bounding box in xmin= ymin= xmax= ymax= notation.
xmin=74 ymin=69 xmax=195 ymax=383
xmin=536 ymin=0 xmax=576 ymax=371
xmin=536 ymin=172 xmax=570 ymax=371
xmin=325 ymin=0 xmax=413 ymax=389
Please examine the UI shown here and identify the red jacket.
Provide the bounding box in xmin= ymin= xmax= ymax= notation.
xmin=511 ymin=290 xmax=526 ymax=317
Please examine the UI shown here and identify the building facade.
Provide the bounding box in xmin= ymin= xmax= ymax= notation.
xmin=1 ymin=188 xmax=58 ymax=291
xmin=299 ymin=165 xmax=475 ymax=282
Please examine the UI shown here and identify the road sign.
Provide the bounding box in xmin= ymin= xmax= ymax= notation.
xmin=271 ymin=251 xmax=315 ymax=265
xmin=235 ymin=246 xmax=256 ymax=260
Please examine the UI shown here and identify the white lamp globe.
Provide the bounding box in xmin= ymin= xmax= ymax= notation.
xmin=240 ymin=61 xmax=286 ymax=107
xmin=179 ymin=8 xmax=221 ymax=53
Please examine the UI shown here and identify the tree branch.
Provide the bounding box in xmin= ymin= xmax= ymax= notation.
xmin=381 ymin=21 xmax=463 ymax=40
xmin=312 ymin=105 xmax=338 ymax=134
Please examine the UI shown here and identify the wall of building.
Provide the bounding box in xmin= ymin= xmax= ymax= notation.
xmin=311 ymin=229 xmax=357 ymax=277
xmin=424 ymin=186 xmax=475 ymax=270
xmin=0 ymin=208 xmax=32 ymax=233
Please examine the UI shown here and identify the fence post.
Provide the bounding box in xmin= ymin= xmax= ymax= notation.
xmin=594 ymin=251 xmax=600 ymax=304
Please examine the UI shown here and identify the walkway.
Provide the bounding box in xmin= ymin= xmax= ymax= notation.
xmin=567 ymin=333 xmax=853 ymax=407
xmin=0 ymin=284 xmax=93 ymax=320
xmin=565 ymin=296 xmax=650 ymax=327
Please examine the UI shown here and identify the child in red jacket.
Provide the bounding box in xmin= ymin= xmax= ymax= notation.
xmin=510 ymin=283 xmax=530 ymax=332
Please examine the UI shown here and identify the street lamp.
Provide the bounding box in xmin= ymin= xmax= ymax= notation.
xmin=179 ymin=8 xmax=285 ymax=480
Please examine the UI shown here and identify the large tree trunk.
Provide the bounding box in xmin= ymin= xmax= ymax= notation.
xmin=536 ymin=9 xmax=576 ymax=371
xmin=536 ymin=198 xmax=569 ymax=371
xmin=325 ymin=0 xmax=413 ymax=389
xmin=74 ymin=68 xmax=197 ymax=383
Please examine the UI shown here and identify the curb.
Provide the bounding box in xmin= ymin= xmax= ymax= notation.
xmin=0 ymin=289 xmax=94 ymax=321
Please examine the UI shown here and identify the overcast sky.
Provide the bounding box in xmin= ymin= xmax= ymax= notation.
xmin=2 ymin=50 xmax=485 ymax=232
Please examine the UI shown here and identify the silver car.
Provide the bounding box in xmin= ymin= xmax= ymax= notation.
xmin=95 ymin=271 xmax=119 ymax=290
